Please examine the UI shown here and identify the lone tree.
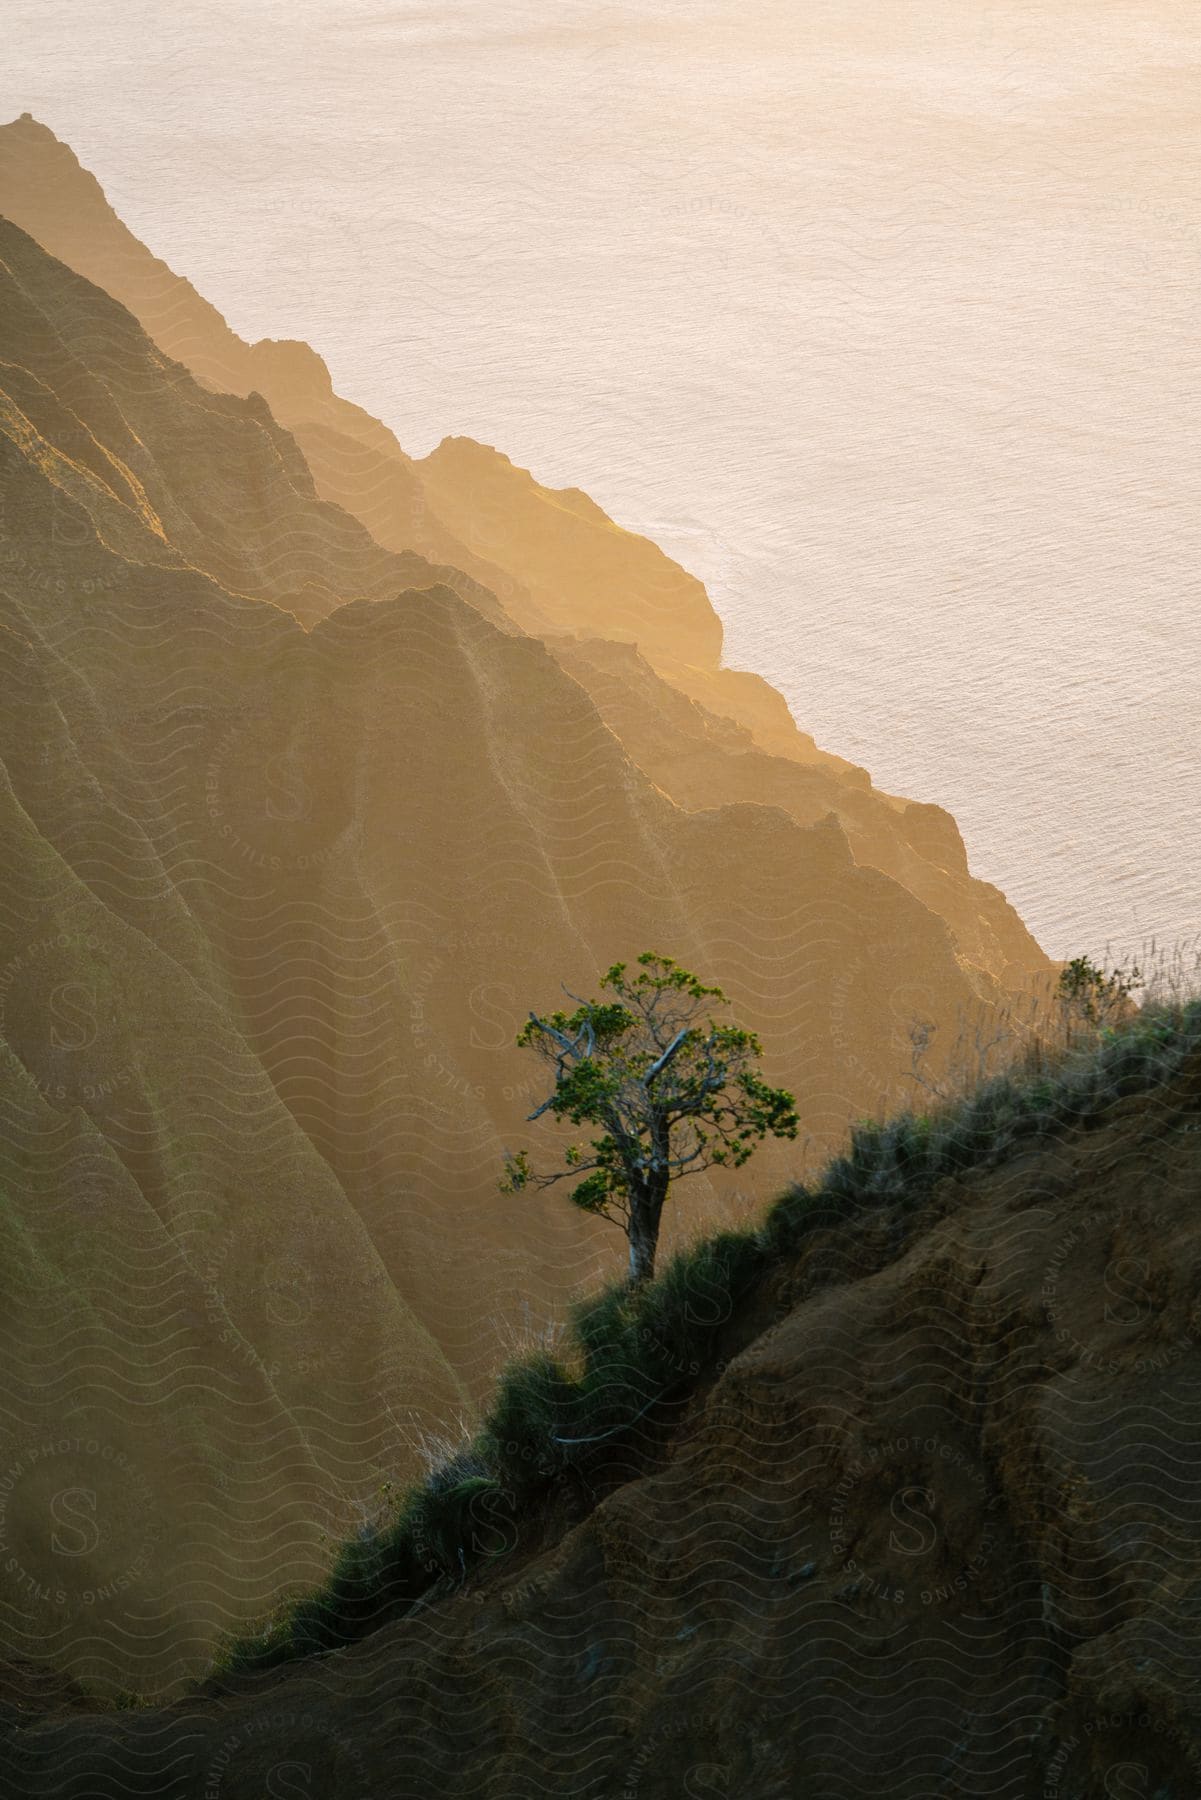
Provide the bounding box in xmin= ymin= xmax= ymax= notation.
xmin=499 ymin=953 xmax=798 ymax=1286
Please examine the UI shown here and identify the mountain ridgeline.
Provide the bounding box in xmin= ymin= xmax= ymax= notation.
xmin=0 ymin=113 xmax=1052 ymax=1695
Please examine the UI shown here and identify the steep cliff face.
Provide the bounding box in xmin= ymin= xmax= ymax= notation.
xmin=0 ymin=212 xmax=519 ymax=632
xmin=549 ymin=634 xmax=1040 ymax=988
xmin=3 ymin=1027 xmax=1198 ymax=1797
xmin=0 ymin=113 xmax=1050 ymax=996
xmin=410 ymin=431 xmax=867 ymax=777
xmin=0 ymin=129 xmax=1061 ymax=1698
xmin=0 ymin=454 xmax=471 ymax=1696
xmin=0 ymin=113 xmax=552 ymax=628
xmin=0 ymin=212 xmax=1050 ymax=1693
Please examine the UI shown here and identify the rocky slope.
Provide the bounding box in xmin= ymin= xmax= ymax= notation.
xmin=0 ymin=143 xmax=1053 ymax=1694
xmin=0 ymin=114 xmax=842 ymax=764
xmin=0 ymin=113 xmax=1043 ymax=993
xmin=0 ymin=112 xmax=557 ymax=634
xmin=2 ymin=1016 xmax=1198 ymax=1797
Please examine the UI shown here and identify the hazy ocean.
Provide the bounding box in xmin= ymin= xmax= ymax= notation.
xmin=4 ymin=0 xmax=1199 ymax=964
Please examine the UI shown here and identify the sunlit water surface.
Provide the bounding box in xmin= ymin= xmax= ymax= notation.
xmin=4 ymin=0 xmax=1200 ymax=961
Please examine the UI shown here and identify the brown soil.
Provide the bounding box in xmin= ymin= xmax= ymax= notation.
xmin=4 ymin=1059 xmax=1198 ymax=1797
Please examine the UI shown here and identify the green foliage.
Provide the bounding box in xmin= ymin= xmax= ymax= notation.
xmin=1057 ymin=954 xmax=1143 ymax=1027
xmin=501 ymin=952 xmax=798 ymax=1278
xmin=211 ymin=994 xmax=1200 ymax=1685
xmin=477 ymin=1351 xmax=576 ymax=1500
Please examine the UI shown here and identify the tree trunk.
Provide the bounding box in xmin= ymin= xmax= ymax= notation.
xmin=627 ymin=1210 xmax=657 ymax=1287
xmin=627 ymin=1176 xmax=667 ymax=1287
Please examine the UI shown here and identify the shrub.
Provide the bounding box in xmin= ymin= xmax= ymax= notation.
xmin=477 ymin=1350 xmax=578 ymax=1499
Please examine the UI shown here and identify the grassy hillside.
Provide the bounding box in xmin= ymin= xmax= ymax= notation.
xmin=212 ymin=990 xmax=1201 ymax=1678
xmin=3 ymin=990 xmax=1198 ymax=1796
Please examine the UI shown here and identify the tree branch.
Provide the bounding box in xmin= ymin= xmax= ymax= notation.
xmin=644 ymin=1027 xmax=691 ymax=1087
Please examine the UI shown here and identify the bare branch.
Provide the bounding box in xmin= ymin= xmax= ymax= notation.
xmin=524 ymin=1006 xmax=600 ymax=1110
xmin=530 ymin=1012 xmax=577 ymax=1056
xmin=644 ymin=1027 xmax=691 ymax=1087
